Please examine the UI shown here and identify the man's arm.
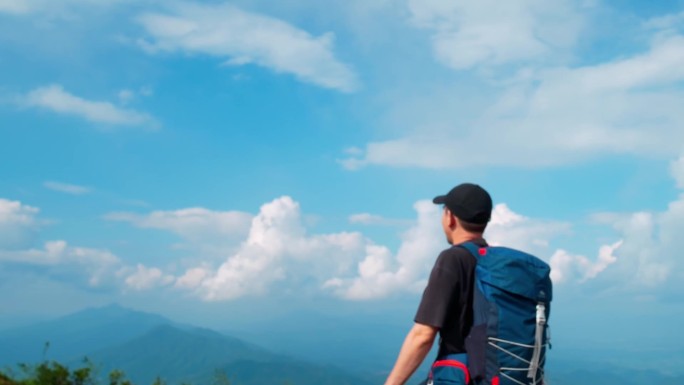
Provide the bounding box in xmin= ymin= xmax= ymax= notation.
xmin=384 ymin=322 xmax=438 ymax=385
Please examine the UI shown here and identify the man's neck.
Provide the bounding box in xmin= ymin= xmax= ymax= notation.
xmin=450 ymin=232 xmax=483 ymax=246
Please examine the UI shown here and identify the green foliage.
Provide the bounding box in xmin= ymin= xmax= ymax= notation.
xmin=108 ymin=369 xmax=133 ymax=385
xmin=212 ymin=369 xmax=231 ymax=385
xmin=1 ymin=372 xmax=15 ymax=385
xmin=0 ymin=360 xmax=175 ymax=385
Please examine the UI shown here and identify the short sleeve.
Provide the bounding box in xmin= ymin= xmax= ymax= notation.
xmin=414 ymin=249 xmax=463 ymax=328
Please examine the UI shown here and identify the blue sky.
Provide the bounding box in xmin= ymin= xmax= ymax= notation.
xmin=2 ymin=0 xmax=684 ymax=368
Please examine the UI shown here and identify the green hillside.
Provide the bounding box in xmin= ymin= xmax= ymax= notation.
xmin=86 ymin=324 xmax=374 ymax=385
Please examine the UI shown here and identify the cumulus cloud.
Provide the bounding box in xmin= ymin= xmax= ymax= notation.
xmin=487 ymin=203 xmax=570 ymax=252
xmin=23 ymin=84 xmax=158 ymax=128
xmin=408 ymin=0 xmax=584 ymax=70
xmin=175 ymin=266 xmax=210 ymax=289
xmin=136 ymin=2 xmax=359 ymax=92
xmin=0 ymin=198 xmax=40 ymax=249
xmin=0 ymin=240 xmax=121 ymax=287
xmin=483 ymin=204 xmax=645 ymax=287
xmin=343 ymin=33 xmax=684 ymax=169
xmin=594 ymin=212 xmax=671 ymax=288
xmin=160 ymin=198 xmax=616 ymax=300
xmin=44 ymin=181 xmax=91 ymax=195
xmin=0 ymin=198 xmax=148 ymax=289
xmin=115 ymin=197 xmax=442 ymax=301
xmin=325 ymin=201 xmax=443 ymax=300
xmin=124 ymin=263 xmax=174 ymax=291
xmin=176 ymin=196 xmax=366 ymax=301
xmin=671 ymin=155 xmax=684 ymax=189
xmin=549 ymin=241 xmax=622 ymax=284
xmin=582 ymin=160 xmax=684 ymax=293
xmin=330 ymin=201 xmax=594 ymax=298
xmin=107 ymin=188 xmax=684 ymax=299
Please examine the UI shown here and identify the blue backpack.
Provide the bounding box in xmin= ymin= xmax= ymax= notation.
xmin=461 ymin=242 xmax=552 ymax=385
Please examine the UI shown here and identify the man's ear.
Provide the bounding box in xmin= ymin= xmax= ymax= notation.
xmin=449 ymin=212 xmax=458 ymax=229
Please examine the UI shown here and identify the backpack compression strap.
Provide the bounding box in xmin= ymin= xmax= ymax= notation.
xmin=527 ymin=302 xmax=546 ymax=382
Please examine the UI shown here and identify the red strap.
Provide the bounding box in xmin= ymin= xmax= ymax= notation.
xmin=432 ymin=360 xmax=470 ymax=384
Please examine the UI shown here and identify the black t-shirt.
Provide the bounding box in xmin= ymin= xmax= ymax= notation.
xmin=414 ymin=238 xmax=487 ymax=357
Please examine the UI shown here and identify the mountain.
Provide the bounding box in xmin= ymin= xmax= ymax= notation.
xmin=85 ymin=324 xmax=267 ymax=384
xmin=0 ymin=303 xmax=170 ymax=366
xmin=0 ymin=305 xmax=375 ymax=385
xmin=87 ymin=324 xmax=374 ymax=385
xmin=3 ymin=304 xmax=682 ymax=385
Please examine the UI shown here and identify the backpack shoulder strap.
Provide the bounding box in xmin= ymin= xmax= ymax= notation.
xmin=458 ymin=241 xmax=486 ymax=258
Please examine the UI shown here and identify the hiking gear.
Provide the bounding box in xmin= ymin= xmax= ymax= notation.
xmin=427 ymin=353 xmax=470 ymax=385
xmin=433 ymin=183 xmax=493 ymax=224
xmin=461 ymin=242 xmax=552 ymax=385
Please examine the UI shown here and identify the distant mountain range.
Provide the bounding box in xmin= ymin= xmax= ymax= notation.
xmin=0 ymin=304 xmax=170 ymax=366
xmin=0 ymin=304 xmax=374 ymax=385
xmin=1 ymin=304 xmax=682 ymax=385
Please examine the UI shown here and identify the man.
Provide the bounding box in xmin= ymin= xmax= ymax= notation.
xmin=384 ymin=183 xmax=493 ymax=385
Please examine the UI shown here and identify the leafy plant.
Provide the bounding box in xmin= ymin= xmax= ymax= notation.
xmin=0 ymin=360 xmax=173 ymax=385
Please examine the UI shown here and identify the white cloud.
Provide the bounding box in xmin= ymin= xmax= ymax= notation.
xmin=176 ymin=196 xmax=367 ymax=301
xmin=344 ymin=33 xmax=684 ymax=169
xmin=124 ymin=264 xmax=174 ymax=290
xmin=44 ymin=181 xmax=91 ymax=195
xmin=483 ymin=204 xmax=658 ymax=287
xmin=408 ymin=0 xmax=584 ymax=70
xmin=165 ymin=198 xmax=601 ymax=301
xmin=0 ymin=0 xmax=135 ymax=15
xmin=331 ymin=200 xmax=626 ymax=292
xmin=644 ymin=11 xmax=684 ymax=31
xmin=24 ymin=84 xmax=158 ymax=128
xmin=105 ymin=207 xmax=253 ymax=243
xmin=117 ymin=87 xmax=153 ymax=105
xmin=0 ymin=0 xmax=30 ymax=14
xmin=0 ymin=199 xmax=119 ymax=286
xmin=585 ymin=164 xmax=684 ymax=293
xmin=487 ymin=203 xmax=570 ymax=252
xmin=549 ymin=241 xmax=621 ymax=283
xmin=117 ymin=89 xmax=135 ymax=105
xmin=175 ymin=266 xmax=210 ymax=289
xmin=594 ymin=212 xmax=672 ymax=288
xmin=100 ymin=183 xmax=684 ymax=299
xmin=326 ymin=200 xmax=443 ymax=300
xmin=349 ymin=213 xmax=384 ymax=225
xmin=136 ymin=2 xmax=359 ymax=92
xmin=0 ymin=198 xmax=40 ymax=249
xmin=348 ymin=212 xmax=411 ymax=226
xmin=0 ymin=240 xmax=121 ymax=287
xmin=671 ymin=155 xmax=684 ymax=189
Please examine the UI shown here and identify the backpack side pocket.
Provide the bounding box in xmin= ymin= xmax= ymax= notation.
xmin=428 ymin=357 xmax=470 ymax=385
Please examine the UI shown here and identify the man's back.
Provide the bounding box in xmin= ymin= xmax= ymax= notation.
xmin=414 ymin=239 xmax=486 ymax=357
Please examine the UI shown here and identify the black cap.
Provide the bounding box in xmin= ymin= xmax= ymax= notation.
xmin=433 ymin=183 xmax=493 ymax=224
